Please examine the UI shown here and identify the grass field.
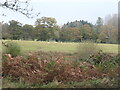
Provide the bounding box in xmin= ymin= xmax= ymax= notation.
xmin=2 ymin=40 xmax=119 ymax=88
xmin=2 ymin=40 xmax=118 ymax=54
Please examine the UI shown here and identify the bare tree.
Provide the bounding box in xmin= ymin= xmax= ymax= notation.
xmin=0 ymin=0 xmax=40 ymax=18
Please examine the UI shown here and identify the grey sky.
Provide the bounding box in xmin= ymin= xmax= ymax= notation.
xmin=0 ymin=0 xmax=118 ymax=26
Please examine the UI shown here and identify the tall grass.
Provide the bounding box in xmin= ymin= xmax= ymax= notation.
xmin=77 ymin=41 xmax=101 ymax=60
xmin=3 ymin=41 xmax=21 ymax=57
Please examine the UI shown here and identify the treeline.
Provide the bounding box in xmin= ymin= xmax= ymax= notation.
xmin=1 ymin=14 xmax=118 ymax=44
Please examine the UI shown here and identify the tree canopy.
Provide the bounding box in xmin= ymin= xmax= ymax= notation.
xmin=1 ymin=14 xmax=118 ymax=44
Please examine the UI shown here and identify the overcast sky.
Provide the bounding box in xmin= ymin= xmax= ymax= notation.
xmin=0 ymin=0 xmax=119 ymax=26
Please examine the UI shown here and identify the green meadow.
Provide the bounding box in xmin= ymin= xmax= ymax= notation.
xmin=2 ymin=40 xmax=118 ymax=54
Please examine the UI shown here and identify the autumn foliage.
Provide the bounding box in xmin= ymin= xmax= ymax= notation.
xmin=2 ymin=51 xmax=119 ymax=85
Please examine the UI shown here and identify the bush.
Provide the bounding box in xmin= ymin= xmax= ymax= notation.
xmin=3 ymin=41 xmax=21 ymax=57
xmin=111 ymin=55 xmax=120 ymax=65
xmin=77 ymin=41 xmax=100 ymax=60
xmin=89 ymin=50 xmax=119 ymax=65
xmin=95 ymin=61 xmax=117 ymax=72
xmin=2 ymin=51 xmax=119 ymax=87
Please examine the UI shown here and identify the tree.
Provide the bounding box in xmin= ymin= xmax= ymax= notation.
xmin=96 ymin=17 xmax=103 ymax=26
xmin=59 ymin=27 xmax=81 ymax=42
xmin=104 ymin=14 xmax=118 ymax=28
xmin=1 ymin=0 xmax=40 ymax=42
xmin=34 ymin=25 xmax=50 ymax=41
xmin=22 ymin=24 xmax=34 ymax=40
xmin=9 ymin=20 xmax=23 ymax=40
xmin=2 ymin=23 xmax=10 ymax=39
xmin=98 ymin=25 xmax=118 ymax=43
xmin=0 ymin=0 xmax=40 ymax=18
xmin=35 ymin=17 xmax=58 ymax=41
xmin=81 ymin=24 xmax=93 ymax=40
xmin=35 ymin=17 xmax=57 ymax=27
xmin=62 ymin=20 xmax=93 ymax=28
xmin=98 ymin=29 xmax=107 ymax=43
xmin=95 ymin=17 xmax=104 ymax=34
xmin=103 ymin=14 xmax=118 ymax=43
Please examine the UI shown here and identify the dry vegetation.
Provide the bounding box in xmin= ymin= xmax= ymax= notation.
xmin=2 ymin=50 xmax=119 ymax=88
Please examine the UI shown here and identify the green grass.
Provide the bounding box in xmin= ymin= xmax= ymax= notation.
xmin=3 ymin=77 xmax=119 ymax=88
xmin=2 ymin=40 xmax=118 ymax=54
xmin=2 ymin=77 xmax=31 ymax=88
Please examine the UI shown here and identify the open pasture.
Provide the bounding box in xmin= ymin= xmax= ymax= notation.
xmin=2 ymin=40 xmax=118 ymax=54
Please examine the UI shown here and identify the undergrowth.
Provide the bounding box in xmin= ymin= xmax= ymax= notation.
xmin=2 ymin=51 xmax=119 ymax=88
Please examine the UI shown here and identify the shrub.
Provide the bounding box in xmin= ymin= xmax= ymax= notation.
xmin=2 ymin=51 xmax=119 ymax=87
xmin=3 ymin=41 xmax=21 ymax=57
xmin=89 ymin=50 xmax=119 ymax=65
xmin=111 ymin=55 xmax=120 ymax=65
xmin=95 ymin=61 xmax=116 ymax=72
xmin=77 ymin=41 xmax=100 ymax=60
